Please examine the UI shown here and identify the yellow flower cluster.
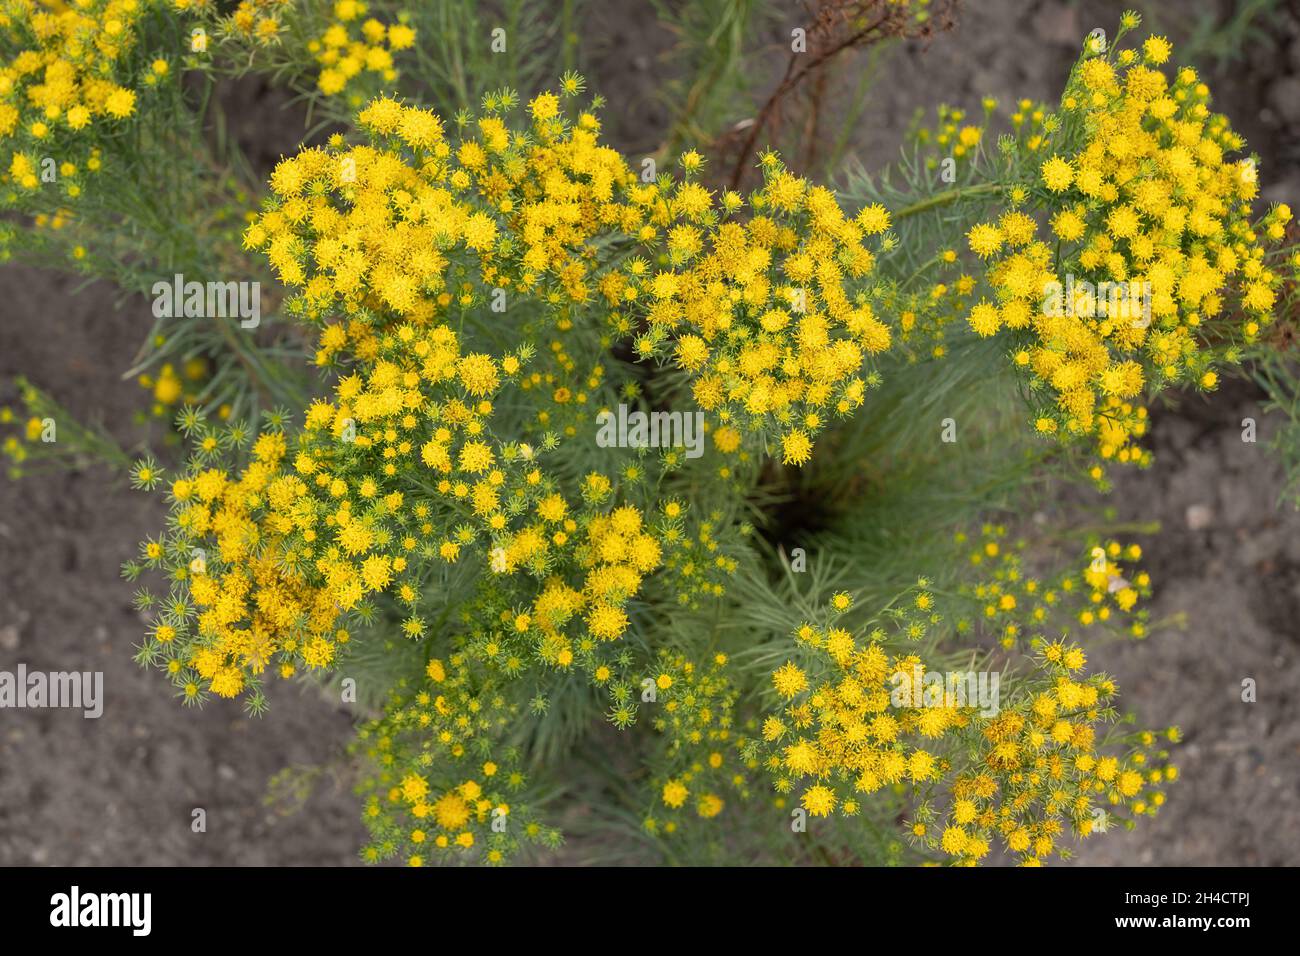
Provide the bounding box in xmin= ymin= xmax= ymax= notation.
xmin=761 ymin=597 xmax=960 ymax=822
xmin=221 ymin=0 xmax=286 ymax=46
xmin=137 ymin=357 xmax=212 ymax=418
xmin=914 ymin=102 xmax=986 ymax=171
xmin=885 ymin=101 xmax=1056 ymax=361
xmin=756 ymin=521 xmax=1163 ymax=863
xmin=966 ymin=29 xmax=1289 ymax=471
xmin=645 ymin=651 xmax=753 ymax=835
xmin=1 ymin=0 xmax=151 ymax=194
xmin=247 ymin=88 xmax=894 ymax=469
xmin=619 ymin=152 xmax=892 ymax=467
xmin=244 ymin=89 xmax=624 ymax=337
xmin=162 ymin=428 xmax=339 ymax=701
xmin=142 ymin=311 xmax=666 ymax=702
xmin=0 ymin=403 xmax=35 ymax=468
xmin=917 ymin=643 xmax=1178 ymax=865
xmin=355 ymin=653 xmax=559 ymax=865
xmin=958 ymin=524 xmax=1151 ymax=646
xmin=309 ymin=1 xmax=414 ymax=99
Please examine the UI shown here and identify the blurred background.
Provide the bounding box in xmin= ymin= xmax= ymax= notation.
xmin=1 ymin=0 xmax=1297 ymax=865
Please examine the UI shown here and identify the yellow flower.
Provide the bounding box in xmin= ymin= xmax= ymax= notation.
xmin=967 ymin=301 xmax=1001 ymax=337
xmin=772 ymin=662 xmax=808 ymax=699
xmin=967 ymin=222 xmax=1003 ymax=258
xmin=856 ymin=203 xmax=891 ymax=234
xmin=529 ymin=92 xmax=560 ymax=122
xmin=661 ymin=780 xmax=688 ymax=808
xmin=801 ymin=784 xmax=836 ymax=817
xmin=1142 ymin=35 xmax=1172 ymax=64
xmin=781 ymin=430 xmax=813 ymax=466
xmin=104 ymin=88 xmax=136 ymax=119
xmin=1040 ymin=156 xmax=1074 ymax=192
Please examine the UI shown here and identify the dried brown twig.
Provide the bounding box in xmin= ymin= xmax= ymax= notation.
xmin=723 ymin=0 xmax=958 ymax=189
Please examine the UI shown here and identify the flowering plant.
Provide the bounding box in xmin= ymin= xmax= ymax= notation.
xmin=2 ymin=3 xmax=1296 ymax=866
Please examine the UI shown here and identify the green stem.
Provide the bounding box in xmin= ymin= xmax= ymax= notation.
xmin=892 ymin=182 xmax=1005 ymax=221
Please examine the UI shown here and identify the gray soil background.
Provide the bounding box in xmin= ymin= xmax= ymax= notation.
xmin=1 ymin=0 xmax=1297 ymax=866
